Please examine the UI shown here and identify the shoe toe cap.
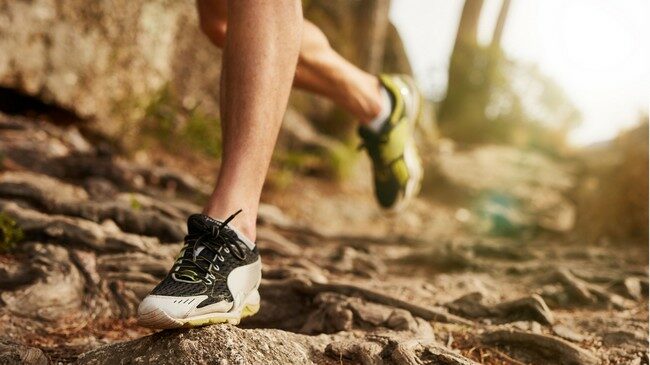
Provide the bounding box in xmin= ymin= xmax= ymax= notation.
xmin=138 ymin=294 xmax=207 ymax=319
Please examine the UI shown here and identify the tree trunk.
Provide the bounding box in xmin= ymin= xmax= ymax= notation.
xmin=440 ymin=0 xmax=485 ymax=128
xmin=452 ymin=0 xmax=484 ymax=54
xmin=354 ymin=0 xmax=392 ymax=74
xmin=491 ymin=0 xmax=512 ymax=48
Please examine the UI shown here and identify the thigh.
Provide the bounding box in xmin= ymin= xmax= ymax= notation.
xmin=196 ymin=0 xmax=228 ymax=24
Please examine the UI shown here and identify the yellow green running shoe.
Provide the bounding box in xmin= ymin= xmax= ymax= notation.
xmin=359 ymin=74 xmax=423 ymax=210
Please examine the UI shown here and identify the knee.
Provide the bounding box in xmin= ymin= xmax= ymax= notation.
xmin=199 ymin=16 xmax=227 ymax=48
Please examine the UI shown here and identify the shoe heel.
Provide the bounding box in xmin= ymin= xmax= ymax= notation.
xmin=241 ymin=289 xmax=260 ymax=318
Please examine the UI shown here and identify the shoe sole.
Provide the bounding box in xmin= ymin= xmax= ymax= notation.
xmin=389 ymin=76 xmax=424 ymax=212
xmin=137 ymin=290 xmax=260 ymax=329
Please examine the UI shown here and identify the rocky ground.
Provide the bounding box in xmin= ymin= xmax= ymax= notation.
xmin=0 ymin=113 xmax=648 ymax=365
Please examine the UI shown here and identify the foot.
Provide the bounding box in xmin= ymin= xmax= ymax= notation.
xmin=359 ymin=74 xmax=424 ymax=210
xmin=138 ymin=211 xmax=261 ymax=329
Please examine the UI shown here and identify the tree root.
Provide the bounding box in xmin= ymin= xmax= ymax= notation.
xmin=447 ymin=292 xmax=554 ymax=325
xmin=326 ymin=335 xmax=480 ymax=365
xmin=0 ymin=339 xmax=48 ymax=365
xmin=1 ymin=243 xmax=86 ymax=321
xmin=481 ymin=329 xmax=599 ymax=365
xmin=0 ymin=172 xmax=186 ymax=241
xmin=300 ymin=292 xmax=435 ymax=337
xmin=553 ymin=268 xmax=635 ymax=309
xmin=262 ymin=278 xmax=474 ymax=326
xmin=0 ymin=200 xmax=159 ymax=253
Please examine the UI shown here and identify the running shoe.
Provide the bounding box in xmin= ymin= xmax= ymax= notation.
xmin=358 ymin=74 xmax=423 ymax=210
xmin=138 ymin=211 xmax=261 ymax=329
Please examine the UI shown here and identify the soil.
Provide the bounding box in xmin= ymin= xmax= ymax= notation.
xmin=0 ymin=113 xmax=647 ymax=365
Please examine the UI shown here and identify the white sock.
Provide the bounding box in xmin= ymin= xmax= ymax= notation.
xmin=366 ymin=86 xmax=392 ymax=133
xmin=225 ymin=224 xmax=255 ymax=250
xmin=206 ymin=215 xmax=256 ymax=249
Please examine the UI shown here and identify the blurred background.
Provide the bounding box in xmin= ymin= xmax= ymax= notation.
xmin=0 ymin=0 xmax=648 ymax=363
xmin=3 ymin=0 xmax=644 ymax=243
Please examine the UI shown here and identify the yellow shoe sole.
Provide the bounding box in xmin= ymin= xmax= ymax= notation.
xmin=138 ymin=303 xmax=260 ymax=329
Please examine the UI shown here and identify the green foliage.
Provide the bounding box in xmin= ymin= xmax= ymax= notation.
xmin=0 ymin=214 xmax=24 ymax=253
xmin=129 ymin=194 xmax=142 ymax=211
xmin=270 ymin=142 xmax=358 ymax=187
xmin=142 ymin=87 xmax=222 ymax=158
xmin=439 ymin=43 xmax=580 ymax=154
xmin=326 ymin=142 xmax=358 ymax=180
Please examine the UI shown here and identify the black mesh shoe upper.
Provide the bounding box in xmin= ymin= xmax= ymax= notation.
xmin=149 ymin=212 xmax=259 ymax=307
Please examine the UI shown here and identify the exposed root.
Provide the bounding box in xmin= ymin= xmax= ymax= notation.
xmin=0 ymin=201 xmax=160 ymax=253
xmin=481 ymin=329 xmax=599 ymax=365
xmin=326 ymin=335 xmax=480 ymax=365
xmin=0 ymin=172 xmax=186 ymax=241
xmin=262 ymin=278 xmax=474 ymax=326
xmin=300 ymin=292 xmax=434 ymax=337
xmin=0 ymin=338 xmax=48 ymax=365
xmin=447 ymin=292 xmax=554 ymax=325
xmin=552 ymin=268 xmax=636 ymax=309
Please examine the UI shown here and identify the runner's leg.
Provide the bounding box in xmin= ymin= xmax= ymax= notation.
xmin=201 ymin=0 xmax=302 ymax=240
xmin=197 ymin=0 xmax=383 ymax=124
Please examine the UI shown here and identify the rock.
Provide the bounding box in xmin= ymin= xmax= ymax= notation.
xmin=1 ymin=243 xmax=86 ymax=321
xmin=553 ymin=324 xmax=586 ymax=343
xmin=0 ymin=339 xmax=48 ymax=365
xmin=0 ymin=0 xmax=411 ymax=145
xmin=622 ymin=277 xmax=643 ymax=300
xmin=77 ymin=325 xmax=335 ymax=365
xmin=509 ymin=321 xmax=543 ymax=333
xmin=0 ymin=0 xmax=222 ymax=136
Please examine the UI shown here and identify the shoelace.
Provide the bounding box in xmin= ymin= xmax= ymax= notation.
xmin=172 ymin=210 xmax=247 ymax=283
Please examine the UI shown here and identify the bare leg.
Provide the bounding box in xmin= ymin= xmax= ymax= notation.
xmin=197 ymin=0 xmax=383 ymax=124
xmin=202 ymin=0 xmax=302 ymax=240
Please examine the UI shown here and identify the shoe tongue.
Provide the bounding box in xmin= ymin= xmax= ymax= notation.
xmin=186 ymin=212 xmax=255 ymax=250
xmin=187 ymin=214 xmax=222 ymax=235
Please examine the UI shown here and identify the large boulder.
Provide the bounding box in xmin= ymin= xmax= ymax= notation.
xmin=0 ymin=0 xmax=412 ymax=141
xmin=77 ymin=325 xmax=337 ymax=365
xmin=0 ymin=0 xmax=221 ymax=135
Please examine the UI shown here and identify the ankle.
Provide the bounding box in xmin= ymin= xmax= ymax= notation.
xmin=230 ymin=220 xmax=256 ymax=242
xmin=202 ymin=208 xmax=257 ymax=242
xmin=355 ymin=75 xmax=384 ymax=124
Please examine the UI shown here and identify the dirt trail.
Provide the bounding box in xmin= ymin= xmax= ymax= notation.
xmin=0 ymin=114 xmax=647 ymax=364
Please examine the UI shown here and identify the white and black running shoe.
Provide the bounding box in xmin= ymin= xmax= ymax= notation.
xmin=138 ymin=211 xmax=261 ymax=329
